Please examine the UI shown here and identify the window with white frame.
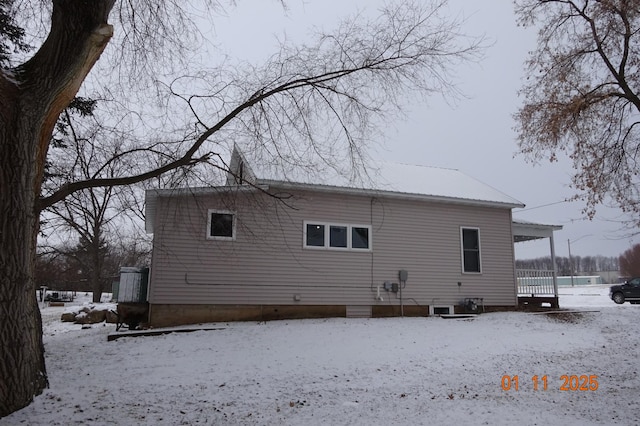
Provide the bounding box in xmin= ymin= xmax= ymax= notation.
xmin=207 ymin=210 xmax=236 ymax=240
xmin=305 ymin=223 xmax=325 ymax=247
xmin=351 ymin=226 xmax=370 ymax=249
xmin=329 ymin=225 xmax=348 ymax=248
xmin=461 ymin=227 xmax=481 ymax=273
xmin=304 ymin=221 xmax=371 ymax=251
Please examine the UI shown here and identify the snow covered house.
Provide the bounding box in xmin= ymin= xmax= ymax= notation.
xmin=145 ymin=147 xmax=534 ymax=327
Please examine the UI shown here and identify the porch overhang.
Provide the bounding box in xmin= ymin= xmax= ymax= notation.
xmin=512 ymin=219 xmax=563 ymax=242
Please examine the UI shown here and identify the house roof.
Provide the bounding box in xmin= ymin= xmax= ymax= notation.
xmin=230 ymin=146 xmax=524 ymax=209
xmin=260 ymin=162 xmax=524 ymax=207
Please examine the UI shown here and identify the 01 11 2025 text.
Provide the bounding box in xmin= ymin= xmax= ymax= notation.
xmin=501 ymin=375 xmax=598 ymax=391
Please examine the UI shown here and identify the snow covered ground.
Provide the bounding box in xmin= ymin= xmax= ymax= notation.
xmin=3 ymin=286 xmax=640 ymax=425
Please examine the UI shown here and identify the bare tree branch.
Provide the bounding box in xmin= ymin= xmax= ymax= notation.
xmin=515 ymin=0 xmax=640 ymax=225
xmin=39 ymin=1 xmax=483 ymax=210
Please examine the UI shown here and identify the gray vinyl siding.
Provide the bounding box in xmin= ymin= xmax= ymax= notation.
xmin=148 ymin=188 xmax=517 ymax=307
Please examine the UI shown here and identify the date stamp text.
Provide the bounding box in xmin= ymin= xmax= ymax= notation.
xmin=501 ymin=375 xmax=599 ymax=391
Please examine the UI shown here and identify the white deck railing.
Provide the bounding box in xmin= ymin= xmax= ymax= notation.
xmin=516 ymin=269 xmax=557 ymax=296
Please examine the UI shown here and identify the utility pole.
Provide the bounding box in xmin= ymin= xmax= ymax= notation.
xmin=568 ymin=239 xmax=574 ymax=287
xmin=567 ymin=234 xmax=592 ymax=287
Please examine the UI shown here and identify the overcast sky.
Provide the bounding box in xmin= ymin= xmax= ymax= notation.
xmin=209 ymin=0 xmax=640 ymax=260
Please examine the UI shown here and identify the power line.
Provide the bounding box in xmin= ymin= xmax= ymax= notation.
xmin=517 ymin=199 xmax=571 ymax=212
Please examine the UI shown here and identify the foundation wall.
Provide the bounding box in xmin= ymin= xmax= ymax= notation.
xmin=150 ymin=304 xmax=346 ymax=327
xmin=149 ymin=303 xmax=517 ymax=327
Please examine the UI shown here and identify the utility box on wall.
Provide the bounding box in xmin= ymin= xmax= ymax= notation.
xmin=117 ymin=267 xmax=149 ymax=303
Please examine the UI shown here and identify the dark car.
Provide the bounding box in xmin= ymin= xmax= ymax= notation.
xmin=609 ymin=278 xmax=640 ymax=304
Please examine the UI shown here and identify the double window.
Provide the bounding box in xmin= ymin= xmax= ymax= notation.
xmin=461 ymin=227 xmax=481 ymax=273
xmin=304 ymin=221 xmax=371 ymax=251
xmin=207 ymin=210 xmax=235 ymax=240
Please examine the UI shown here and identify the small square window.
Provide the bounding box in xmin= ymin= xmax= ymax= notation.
xmin=208 ymin=211 xmax=235 ymax=240
xmin=352 ymin=227 xmax=369 ymax=249
xmin=329 ymin=225 xmax=348 ymax=248
xmin=306 ymin=224 xmax=325 ymax=247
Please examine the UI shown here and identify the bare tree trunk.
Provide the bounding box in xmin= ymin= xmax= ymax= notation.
xmin=92 ymin=273 xmax=104 ymax=304
xmin=92 ymin=230 xmax=103 ymax=303
xmin=0 ymin=120 xmax=48 ymax=417
xmin=0 ymin=1 xmax=114 ymax=416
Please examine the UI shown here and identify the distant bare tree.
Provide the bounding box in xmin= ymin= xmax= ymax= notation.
xmin=36 ymin=236 xmax=150 ymax=294
xmin=514 ymin=0 xmax=640 ymax=224
xmin=1 ymin=0 xmax=483 ymax=416
xmin=34 ymin=251 xmax=72 ymax=292
xmin=516 ymin=255 xmax=619 ymax=275
xmin=40 ymin=97 xmax=141 ymax=303
xmin=619 ymin=244 xmax=640 ymax=277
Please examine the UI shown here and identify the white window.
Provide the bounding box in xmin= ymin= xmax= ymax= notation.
xmin=305 ymin=223 xmax=325 ymax=247
xmin=304 ymin=221 xmax=371 ymax=251
xmin=351 ymin=226 xmax=370 ymax=249
xmin=461 ymin=227 xmax=481 ymax=273
xmin=329 ymin=225 xmax=348 ymax=248
xmin=207 ymin=210 xmax=236 ymax=240
xmin=429 ymin=305 xmax=455 ymax=316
